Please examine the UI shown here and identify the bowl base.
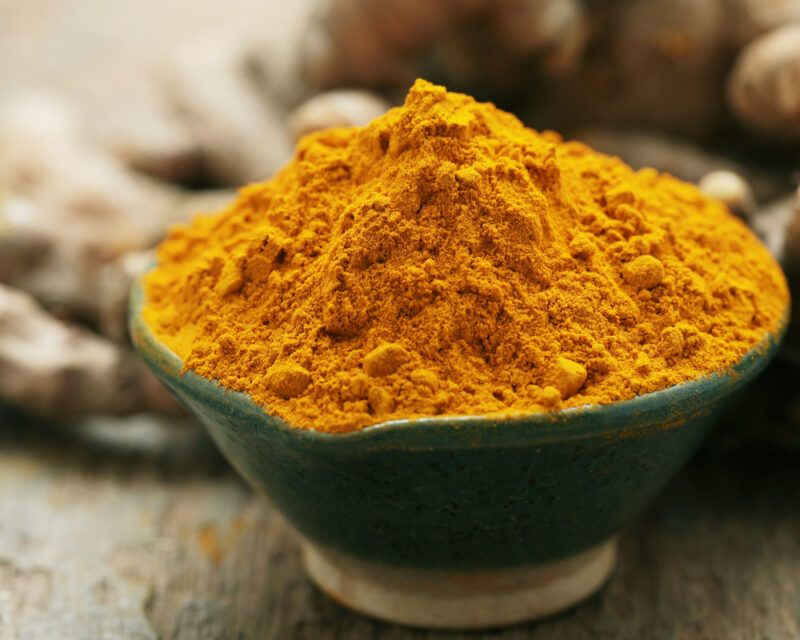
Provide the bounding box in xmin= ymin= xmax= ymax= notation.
xmin=302 ymin=537 xmax=618 ymax=629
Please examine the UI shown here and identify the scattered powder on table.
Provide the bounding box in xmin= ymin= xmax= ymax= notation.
xmin=143 ymin=79 xmax=789 ymax=433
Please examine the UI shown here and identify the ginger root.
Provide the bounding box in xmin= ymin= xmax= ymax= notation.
xmin=0 ymin=94 xmax=233 ymax=420
xmin=723 ymin=0 xmax=800 ymax=48
xmin=750 ymin=192 xmax=798 ymax=262
xmin=0 ymin=93 xmax=235 ymax=335
xmin=698 ymin=170 xmax=756 ymax=219
xmin=162 ymin=36 xmax=293 ymax=186
xmin=288 ymin=90 xmax=391 ymax=141
xmin=301 ymin=0 xmax=588 ymax=94
xmin=543 ymin=0 xmax=728 ymax=137
xmin=728 ymin=24 xmax=800 ymax=139
xmin=778 ymin=187 xmax=800 ymax=272
xmin=0 ymin=284 xmax=179 ymax=418
xmin=0 ymin=95 xmax=179 ymax=325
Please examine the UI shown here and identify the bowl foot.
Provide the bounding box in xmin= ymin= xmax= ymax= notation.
xmin=302 ymin=537 xmax=617 ymax=629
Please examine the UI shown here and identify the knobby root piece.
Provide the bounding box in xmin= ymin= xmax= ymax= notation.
xmin=78 ymin=79 xmax=206 ymax=185
xmin=778 ymin=187 xmax=800 ymax=274
xmin=542 ymin=0 xmax=728 ymax=137
xmin=722 ymin=0 xmax=800 ymax=48
xmin=0 ymin=96 xmax=187 ymax=323
xmin=0 ymin=284 xmax=180 ymax=419
xmin=243 ymin=4 xmax=317 ymax=110
xmin=301 ymin=0 xmax=454 ymax=89
xmin=0 ymin=94 xmax=224 ymax=328
xmin=699 ymin=170 xmax=756 ymax=219
xmin=728 ymin=24 xmax=800 ymax=139
xmin=492 ymin=0 xmax=588 ymax=75
xmin=750 ymin=190 xmax=798 ymax=262
xmin=0 ymin=93 xmax=181 ymax=242
xmin=108 ymin=116 xmax=204 ymax=185
xmin=781 ymin=188 xmax=800 ymax=357
xmin=0 ymin=190 xmax=141 ymax=325
xmin=537 ymin=0 xmax=800 ymax=136
xmin=300 ymin=0 xmax=588 ymax=91
xmin=288 ymin=90 xmax=392 ymax=141
xmin=162 ymin=36 xmax=293 ymax=186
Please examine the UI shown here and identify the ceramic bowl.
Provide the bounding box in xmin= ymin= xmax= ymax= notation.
xmin=130 ymin=279 xmax=786 ymax=629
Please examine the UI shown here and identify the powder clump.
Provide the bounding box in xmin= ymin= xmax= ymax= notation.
xmin=266 ymin=363 xmax=311 ymax=399
xmin=622 ymin=255 xmax=665 ymax=289
xmin=549 ymin=357 xmax=588 ymax=400
xmin=144 ymin=79 xmax=789 ymax=434
xmin=364 ymin=343 xmax=410 ymax=377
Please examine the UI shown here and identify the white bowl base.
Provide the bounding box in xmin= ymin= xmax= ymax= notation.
xmin=302 ymin=537 xmax=618 ymax=629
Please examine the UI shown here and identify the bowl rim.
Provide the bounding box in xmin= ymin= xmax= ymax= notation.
xmin=130 ymin=276 xmax=788 ymax=449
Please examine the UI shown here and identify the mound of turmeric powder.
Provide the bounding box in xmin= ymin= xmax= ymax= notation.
xmin=143 ymin=80 xmax=789 ymax=433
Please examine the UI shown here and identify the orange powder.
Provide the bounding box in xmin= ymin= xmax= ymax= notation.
xmin=143 ymin=80 xmax=789 ymax=433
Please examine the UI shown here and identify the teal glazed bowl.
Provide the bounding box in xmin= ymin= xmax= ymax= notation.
xmin=130 ymin=279 xmax=786 ymax=629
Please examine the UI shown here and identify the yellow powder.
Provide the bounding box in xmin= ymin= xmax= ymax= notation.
xmin=143 ymin=79 xmax=789 ymax=433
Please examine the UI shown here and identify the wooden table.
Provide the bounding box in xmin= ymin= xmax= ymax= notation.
xmin=0 ymin=407 xmax=798 ymax=640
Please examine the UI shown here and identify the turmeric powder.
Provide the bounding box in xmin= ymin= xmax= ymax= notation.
xmin=143 ymin=80 xmax=789 ymax=434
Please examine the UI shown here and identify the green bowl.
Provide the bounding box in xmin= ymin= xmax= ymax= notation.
xmin=130 ymin=279 xmax=786 ymax=629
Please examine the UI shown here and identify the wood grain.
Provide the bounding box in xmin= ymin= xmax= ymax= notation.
xmin=0 ymin=408 xmax=798 ymax=640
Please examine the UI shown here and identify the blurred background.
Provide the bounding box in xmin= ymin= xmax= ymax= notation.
xmin=1 ymin=1 xmax=799 ymax=638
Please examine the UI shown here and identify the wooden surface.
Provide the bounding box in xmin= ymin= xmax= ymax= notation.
xmin=0 ymin=407 xmax=798 ymax=640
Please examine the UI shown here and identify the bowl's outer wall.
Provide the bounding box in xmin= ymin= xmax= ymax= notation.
xmin=131 ymin=283 xmax=785 ymax=571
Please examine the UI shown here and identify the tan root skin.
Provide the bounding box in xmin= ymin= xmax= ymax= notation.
xmin=0 ymin=284 xmax=177 ymax=418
